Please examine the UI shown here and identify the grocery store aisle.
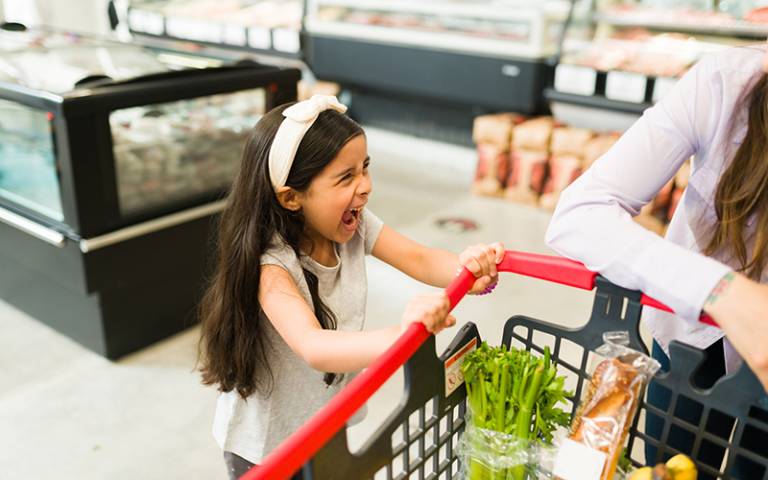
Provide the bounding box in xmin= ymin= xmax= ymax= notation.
xmin=0 ymin=128 xmax=595 ymax=480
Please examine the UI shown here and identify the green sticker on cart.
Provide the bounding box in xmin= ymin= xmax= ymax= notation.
xmin=444 ymin=338 xmax=477 ymax=397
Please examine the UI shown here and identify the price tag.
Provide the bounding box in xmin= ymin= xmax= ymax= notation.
xmin=653 ymin=76 xmax=678 ymax=103
xmin=554 ymin=64 xmax=597 ymax=96
xmin=167 ymin=17 xmax=222 ymax=43
xmin=444 ymin=338 xmax=477 ymax=397
xmin=248 ymin=27 xmax=271 ymax=50
xmin=605 ymin=71 xmax=648 ymax=103
xmin=273 ymin=28 xmax=300 ymax=53
xmin=552 ymin=439 xmax=607 ymax=480
xmin=223 ymin=24 xmax=247 ymax=46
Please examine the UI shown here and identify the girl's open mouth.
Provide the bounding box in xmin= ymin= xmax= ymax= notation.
xmin=342 ymin=207 xmax=361 ymax=228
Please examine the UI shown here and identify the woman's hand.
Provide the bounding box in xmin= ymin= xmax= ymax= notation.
xmin=401 ymin=293 xmax=455 ymax=335
xmin=458 ymin=242 xmax=505 ymax=295
xmin=703 ymin=272 xmax=768 ymax=391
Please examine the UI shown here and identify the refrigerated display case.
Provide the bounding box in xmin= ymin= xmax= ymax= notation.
xmin=546 ymin=0 xmax=759 ymax=130
xmin=125 ymin=0 xmax=303 ymax=59
xmin=0 ymin=25 xmax=300 ymax=358
xmin=303 ymin=0 xmax=572 ymax=144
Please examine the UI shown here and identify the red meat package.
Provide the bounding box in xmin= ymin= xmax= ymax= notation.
xmin=583 ymin=133 xmax=620 ymax=170
xmin=505 ymin=149 xmax=549 ymax=206
xmin=472 ymin=143 xmax=509 ymax=197
xmin=540 ymin=155 xmax=583 ymax=210
xmin=550 ymin=127 xmax=595 ymax=157
xmin=668 ymin=160 xmax=691 ymax=221
xmin=539 ymin=128 xmax=596 ymax=210
xmin=473 ymin=113 xmax=522 ymax=149
xmin=650 ymin=179 xmax=674 ymax=217
xmin=635 ymin=203 xmax=666 ymax=236
xmin=511 ymin=117 xmax=555 ymax=152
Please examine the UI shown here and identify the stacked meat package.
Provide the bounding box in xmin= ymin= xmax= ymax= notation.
xmin=668 ymin=160 xmax=690 ymax=221
xmin=471 ymin=113 xmax=522 ymax=197
xmin=506 ymin=117 xmax=555 ymax=205
xmin=471 ymin=114 xmax=693 ymax=235
xmin=540 ymin=127 xmax=595 ymax=210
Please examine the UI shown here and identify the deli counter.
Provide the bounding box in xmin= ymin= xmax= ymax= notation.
xmin=0 ymin=25 xmax=300 ymax=358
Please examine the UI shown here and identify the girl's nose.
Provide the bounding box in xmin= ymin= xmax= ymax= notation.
xmin=358 ymin=173 xmax=372 ymax=197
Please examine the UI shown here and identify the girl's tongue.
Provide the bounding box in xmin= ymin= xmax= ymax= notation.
xmin=342 ymin=210 xmax=356 ymax=226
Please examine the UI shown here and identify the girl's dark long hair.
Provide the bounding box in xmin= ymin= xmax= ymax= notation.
xmin=198 ymin=104 xmax=364 ymax=399
xmin=705 ymin=72 xmax=768 ymax=280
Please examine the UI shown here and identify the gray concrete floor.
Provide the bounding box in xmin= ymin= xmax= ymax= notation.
xmin=0 ymin=128 xmax=597 ymax=480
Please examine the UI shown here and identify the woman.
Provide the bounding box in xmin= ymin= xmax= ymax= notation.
xmin=546 ymin=44 xmax=768 ymax=476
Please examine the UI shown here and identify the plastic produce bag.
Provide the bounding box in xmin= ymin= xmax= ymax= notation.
xmin=553 ymin=332 xmax=660 ymax=480
xmin=458 ymin=418 xmax=539 ymax=480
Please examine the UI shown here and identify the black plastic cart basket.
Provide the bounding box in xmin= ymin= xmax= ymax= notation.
xmin=245 ymin=251 xmax=768 ymax=480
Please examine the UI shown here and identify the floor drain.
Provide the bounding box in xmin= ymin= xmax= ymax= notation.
xmin=435 ymin=217 xmax=479 ymax=233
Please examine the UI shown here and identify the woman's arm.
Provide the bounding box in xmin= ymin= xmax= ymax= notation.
xmin=371 ymin=225 xmax=504 ymax=292
xmin=259 ymin=265 xmax=453 ymax=373
xmin=545 ymin=54 xmax=731 ymax=323
xmin=703 ymin=273 xmax=768 ymax=390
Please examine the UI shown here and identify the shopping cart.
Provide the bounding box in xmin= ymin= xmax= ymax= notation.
xmin=244 ymin=251 xmax=768 ymax=480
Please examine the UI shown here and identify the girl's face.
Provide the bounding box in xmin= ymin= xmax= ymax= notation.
xmin=298 ymin=134 xmax=372 ymax=248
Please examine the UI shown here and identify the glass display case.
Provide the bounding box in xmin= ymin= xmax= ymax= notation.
xmin=0 ymin=99 xmax=62 ymax=220
xmin=0 ymin=26 xmax=297 ymax=237
xmin=547 ymin=0 xmax=759 ymax=128
xmin=0 ymin=25 xmax=300 ymax=359
xmin=110 ymin=88 xmax=264 ymax=216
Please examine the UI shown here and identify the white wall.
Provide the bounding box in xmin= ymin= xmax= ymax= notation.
xmin=3 ymin=0 xmax=112 ymax=35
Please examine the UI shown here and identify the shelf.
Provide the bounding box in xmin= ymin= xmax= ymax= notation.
xmin=308 ymin=0 xmax=572 ymax=20
xmin=305 ymin=20 xmax=558 ymax=59
xmin=594 ymin=12 xmax=768 ymax=39
xmin=544 ymin=88 xmax=651 ymax=115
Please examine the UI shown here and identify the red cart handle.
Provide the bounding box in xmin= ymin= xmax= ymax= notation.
xmin=243 ymin=251 xmax=717 ymax=480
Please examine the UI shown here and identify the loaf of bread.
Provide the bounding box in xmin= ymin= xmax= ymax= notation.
xmin=569 ymin=358 xmax=644 ymax=480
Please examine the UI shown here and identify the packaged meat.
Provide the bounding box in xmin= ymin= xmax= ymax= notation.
xmin=668 ymin=188 xmax=685 ymax=221
xmin=565 ymin=332 xmax=660 ymax=480
xmin=472 ymin=143 xmax=509 ymax=197
xmin=666 ymin=160 xmax=691 ymax=221
xmin=583 ymin=133 xmax=620 ymax=170
xmin=512 ymin=117 xmax=555 ymax=152
xmin=540 ymin=154 xmax=583 ymax=210
xmin=650 ymin=179 xmax=675 ymax=217
xmin=298 ymin=80 xmax=340 ymax=101
xmin=550 ymin=127 xmax=595 ymax=157
xmin=675 ymin=160 xmax=691 ymax=189
xmin=472 ymin=113 xmax=522 ymax=150
xmin=505 ymin=149 xmax=549 ymax=206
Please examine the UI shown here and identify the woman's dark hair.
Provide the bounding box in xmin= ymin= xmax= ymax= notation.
xmin=705 ymin=72 xmax=768 ymax=280
xmin=198 ymin=103 xmax=364 ymax=399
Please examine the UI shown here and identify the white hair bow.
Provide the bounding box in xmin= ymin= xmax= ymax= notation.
xmin=268 ymin=95 xmax=348 ymax=190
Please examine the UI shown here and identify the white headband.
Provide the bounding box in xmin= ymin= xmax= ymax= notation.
xmin=268 ymin=94 xmax=348 ymax=190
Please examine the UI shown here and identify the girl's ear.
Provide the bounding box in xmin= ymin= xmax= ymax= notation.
xmin=275 ymin=186 xmax=302 ymax=212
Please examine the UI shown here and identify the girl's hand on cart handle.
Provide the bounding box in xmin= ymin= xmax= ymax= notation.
xmin=704 ymin=272 xmax=768 ymax=392
xmin=458 ymin=242 xmax=505 ymax=295
xmin=401 ymin=293 xmax=455 ymax=335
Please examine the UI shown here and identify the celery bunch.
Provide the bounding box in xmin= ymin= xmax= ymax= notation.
xmin=461 ymin=342 xmax=571 ymax=480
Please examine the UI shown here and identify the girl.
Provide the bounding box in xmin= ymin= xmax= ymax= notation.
xmin=546 ymin=45 xmax=768 ymax=476
xmin=197 ymin=95 xmax=505 ymax=479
